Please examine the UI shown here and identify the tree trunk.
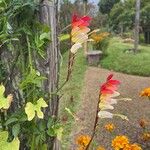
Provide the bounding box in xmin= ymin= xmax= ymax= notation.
xmin=134 ymin=0 xmax=141 ymax=53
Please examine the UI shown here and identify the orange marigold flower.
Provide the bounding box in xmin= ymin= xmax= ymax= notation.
xmin=140 ymin=88 xmax=150 ymax=97
xmin=123 ymin=144 xmax=131 ymax=150
xmin=124 ymin=143 xmax=142 ymax=150
xmin=104 ymin=123 xmax=115 ymax=132
xmin=76 ymin=135 xmax=91 ymax=147
xmin=112 ymin=135 xmax=129 ymax=150
xmin=96 ymin=146 xmax=105 ymax=150
xmin=130 ymin=143 xmax=142 ymax=150
xmin=142 ymin=132 xmax=150 ymax=141
xmin=76 ymin=146 xmax=85 ymax=150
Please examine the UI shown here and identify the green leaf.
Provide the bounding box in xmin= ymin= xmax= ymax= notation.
xmin=5 ymin=118 xmax=18 ymax=126
xmin=55 ymin=127 xmax=63 ymax=141
xmin=25 ymin=98 xmax=48 ymax=121
xmin=47 ymin=123 xmax=63 ymax=141
xmin=20 ymin=69 xmax=46 ymax=90
xmin=47 ymin=127 xmax=55 ymax=137
xmin=35 ymin=98 xmax=48 ymax=119
xmin=59 ymin=34 xmax=70 ymax=41
xmin=12 ymin=124 xmax=20 ymax=138
xmin=41 ymin=144 xmax=48 ymax=150
xmin=0 ymin=131 xmax=20 ymax=150
xmin=25 ymin=102 xmax=35 ymax=121
xmin=40 ymin=32 xmax=50 ymax=41
xmin=0 ymin=84 xmax=12 ymax=110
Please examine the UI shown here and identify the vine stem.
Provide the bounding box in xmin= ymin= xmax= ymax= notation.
xmin=85 ymin=94 xmax=101 ymax=150
xmin=31 ymin=118 xmax=37 ymax=150
xmin=31 ymin=134 xmax=35 ymax=150
xmin=26 ymin=35 xmax=33 ymax=71
xmin=0 ymin=110 xmax=6 ymax=130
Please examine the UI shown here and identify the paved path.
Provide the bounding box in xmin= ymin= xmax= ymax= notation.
xmin=70 ymin=67 xmax=150 ymax=150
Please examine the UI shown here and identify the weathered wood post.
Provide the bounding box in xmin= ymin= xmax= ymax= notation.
xmin=40 ymin=0 xmax=60 ymax=149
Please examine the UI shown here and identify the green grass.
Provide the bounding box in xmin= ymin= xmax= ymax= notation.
xmin=100 ymin=37 xmax=150 ymax=76
xmin=59 ymin=50 xmax=87 ymax=149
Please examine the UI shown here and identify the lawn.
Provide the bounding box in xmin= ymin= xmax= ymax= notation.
xmin=59 ymin=50 xmax=87 ymax=149
xmin=100 ymin=37 xmax=150 ymax=76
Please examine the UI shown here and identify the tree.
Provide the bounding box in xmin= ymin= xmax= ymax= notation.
xmin=109 ymin=0 xmax=149 ymax=36
xmin=98 ymin=0 xmax=120 ymax=14
xmin=109 ymin=0 xmax=135 ymax=32
xmin=134 ymin=0 xmax=141 ymax=52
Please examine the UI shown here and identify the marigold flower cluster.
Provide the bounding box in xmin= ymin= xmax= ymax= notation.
xmin=140 ymin=87 xmax=150 ymax=98
xmin=112 ymin=135 xmax=142 ymax=150
xmin=104 ymin=123 xmax=115 ymax=132
xmin=91 ymin=32 xmax=109 ymax=43
xmin=76 ymin=135 xmax=91 ymax=150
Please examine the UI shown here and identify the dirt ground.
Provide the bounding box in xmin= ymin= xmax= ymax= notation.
xmin=70 ymin=67 xmax=150 ymax=150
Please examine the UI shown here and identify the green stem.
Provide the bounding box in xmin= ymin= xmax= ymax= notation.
xmin=85 ymin=94 xmax=100 ymax=150
xmin=31 ymin=118 xmax=37 ymax=150
xmin=26 ymin=35 xmax=33 ymax=71
xmin=0 ymin=111 xmax=6 ymax=130
xmin=31 ymin=134 xmax=35 ymax=150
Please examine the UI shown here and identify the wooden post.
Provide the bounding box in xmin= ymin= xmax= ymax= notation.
xmin=40 ymin=0 xmax=60 ymax=149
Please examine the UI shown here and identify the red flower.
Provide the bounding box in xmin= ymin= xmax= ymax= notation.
xmin=100 ymin=74 xmax=120 ymax=94
xmin=72 ymin=14 xmax=92 ymax=28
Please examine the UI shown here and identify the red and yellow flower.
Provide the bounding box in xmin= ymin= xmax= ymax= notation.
xmin=98 ymin=74 xmax=125 ymax=119
xmin=70 ymin=14 xmax=92 ymax=54
xmin=100 ymin=74 xmax=120 ymax=95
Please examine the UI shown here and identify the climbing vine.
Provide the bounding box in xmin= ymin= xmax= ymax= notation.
xmin=0 ymin=0 xmax=59 ymax=149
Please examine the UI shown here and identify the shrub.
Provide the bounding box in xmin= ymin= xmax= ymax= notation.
xmin=90 ymin=32 xmax=111 ymax=53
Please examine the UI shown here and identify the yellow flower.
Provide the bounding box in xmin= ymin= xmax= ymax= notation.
xmin=90 ymin=32 xmax=110 ymax=43
xmin=96 ymin=146 xmax=105 ymax=150
xmin=104 ymin=123 xmax=115 ymax=132
xmin=140 ymin=88 xmax=150 ymax=97
xmin=112 ymin=135 xmax=129 ymax=150
xmin=76 ymin=135 xmax=91 ymax=147
xmin=142 ymin=132 xmax=150 ymax=141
